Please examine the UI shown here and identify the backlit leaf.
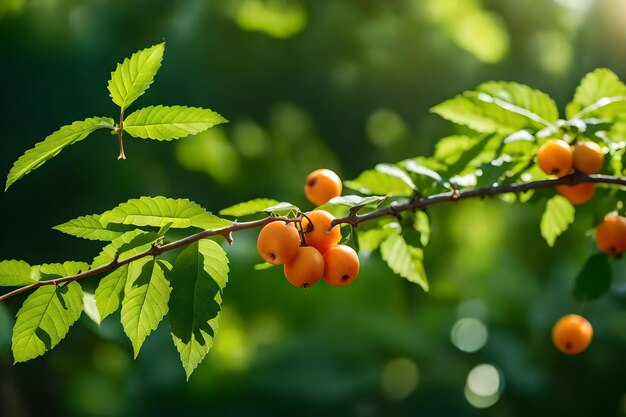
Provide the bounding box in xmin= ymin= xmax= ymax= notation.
xmin=5 ymin=117 xmax=114 ymax=190
xmin=540 ymin=195 xmax=575 ymax=247
xmin=107 ymin=43 xmax=165 ymax=111
xmin=12 ymin=282 xmax=83 ymax=362
xmin=124 ymin=106 xmax=227 ymax=141
xmin=169 ymin=240 xmax=229 ymax=379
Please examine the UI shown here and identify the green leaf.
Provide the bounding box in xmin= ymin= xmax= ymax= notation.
xmin=124 ymin=105 xmax=227 ymax=141
xmin=475 ymin=156 xmax=515 ymax=187
xmin=94 ymin=266 xmax=131 ymax=321
xmin=12 ymin=282 xmax=83 ymax=363
xmin=323 ymin=195 xmax=386 ymax=209
xmin=169 ymin=239 xmax=229 ymax=379
xmin=414 ymin=211 xmax=431 ymax=247
xmin=219 ymin=198 xmax=280 ymax=217
xmin=540 ymin=195 xmax=575 ymax=247
xmin=107 ymin=43 xmax=165 ymax=111
xmin=434 ymin=134 xmax=497 ymax=176
xmin=120 ymin=258 xmax=172 ymax=357
xmin=99 ymin=196 xmax=231 ymax=230
xmin=403 ymin=160 xmax=444 ymax=184
xmin=92 ymin=230 xmax=155 ymax=268
xmin=92 ymin=231 xmax=158 ymax=320
xmin=573 ymin=253 xmax=612 ymax=301
xmin=116 ymin=227 xmax=169 ymax=254
xmin=380 ymin=231 xmax=428 ymax=291
xmin=82 ymin=292 xmax=101 ymax=325
xmin=0 ymin=260 xmax=37 ymax=286
xmin=53 ymin=214 xmax=130 ymax=242
xmin=5 ymin=117 xmax=115 ymax=191
xmin=263 ymin=202 xmax=300 ymax=215
xmin=345 ymin=164 xmax=415 ymax=197
xmin=431 ymin=82 xmax=557 ymax=134
xmin=566 ymin=68 xmax=626 ymax=119
xmin=434 ymin=135 xmax=475 ymax=164
xmin=357 ymin=227 xmax=395 ymax=254
xmin=39 ymin=262 xmax=89 ymax=278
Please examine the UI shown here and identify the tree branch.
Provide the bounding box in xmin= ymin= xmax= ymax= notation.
xmin=331 ymin=172 xmax=626 ymax=227
xmin=1 ymin=173 xmax=624 ymax=302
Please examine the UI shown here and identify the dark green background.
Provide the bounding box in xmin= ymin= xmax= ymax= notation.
xmin=1 ymin=0 xmax=626 ymax=416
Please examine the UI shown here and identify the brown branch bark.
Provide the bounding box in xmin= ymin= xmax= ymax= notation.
xmin=0 ymin=172 xmax=624 ymax=302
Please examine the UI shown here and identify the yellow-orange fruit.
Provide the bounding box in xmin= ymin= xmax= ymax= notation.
xmin=257 ymin=221 xmax=300 ymax=265
xmin=537 ymin=140 xmax=573 ymax=177
xmin=284 ymin=246 xmax=324 ymax=288
xmin=573 ymin=141 xmax=604 ymax=174
xmin=595 ymin=215 xmax=626 ymax=255
xmin=556 ymin=183 xmax=596 ymax=205
xmin=301 ymin=210 xmax=341 ymax=254
xmin=323 ymin=245 xmax=360 ymax=286
xmin=304 ymin=169 xmax=343 ymax=206
xmin=552 ymin=314 xmax=593 ymax=355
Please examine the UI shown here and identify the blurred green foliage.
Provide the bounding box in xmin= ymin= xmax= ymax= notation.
xmin=1 ymin=0 xmax=626 ymax=416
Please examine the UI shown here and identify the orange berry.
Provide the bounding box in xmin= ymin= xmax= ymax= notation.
xmin=595 ymin=215 xmax=626 ymax=255
xmin=556 ymin=183 xmax=596 ymax=205
xmin=537 ymin=140 xmax=573 ymax=177
xmin=552 ymin=314 xmax=593 ymax=355
xmin=573 ymin=141 xmax=604 ymax=174
xmin=257 ymin=221 xmax=300 ymax=265
xmin=284 ymin=246 xmax=324 ymax=288
xmin=323 ymin=245 xmax=360 ymax=286
xmin=301 ymin=210 xmax=341 ymax=254
xmin=304 ymin=169 xmax=343 ymax=206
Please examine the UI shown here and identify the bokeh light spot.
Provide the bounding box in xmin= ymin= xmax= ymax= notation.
xmin=232 ymin=119 xmax=269 ymax=158
xmin=451 ymin=317 xmax=488 ymax=352
xmin=235 ymin=0 xmax=306 ymax=39
xmin=380 ymin=357 xmax=420 ymax=400
xmin=466 ymin=364 xmax=501 ymax=402
xmin=366 ymin=108 xmax=407 ymax=148
xmin=175 ymin=128 xmax=241 ymax=184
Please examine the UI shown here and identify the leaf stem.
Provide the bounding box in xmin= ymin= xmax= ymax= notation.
xmin=0 ymin=173 xmax=625 ymax=302
xmin=117 ymin=109 xmax=126 ymax=160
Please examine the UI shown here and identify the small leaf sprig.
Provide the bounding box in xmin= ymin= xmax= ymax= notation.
xmin=5 ymin=42 xmax=227 ymax=191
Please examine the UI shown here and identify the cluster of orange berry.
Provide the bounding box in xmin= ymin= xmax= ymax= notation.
xmin=256 ymin=169 xmax=360 ymax=288
xmin=537 ymin=139 xmax=626 ymax=256
xmin=537 ymin=139 xmax=604 ymax=204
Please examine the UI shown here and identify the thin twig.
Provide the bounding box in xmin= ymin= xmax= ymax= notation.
xmin=0 ymin=173 xmax=624 ymax=302
xmin=117 ymin=108 xmax=126 ymax=160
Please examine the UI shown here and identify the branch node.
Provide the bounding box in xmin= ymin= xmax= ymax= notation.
xmin=150 ymin=243 xmax=161 ymax=257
